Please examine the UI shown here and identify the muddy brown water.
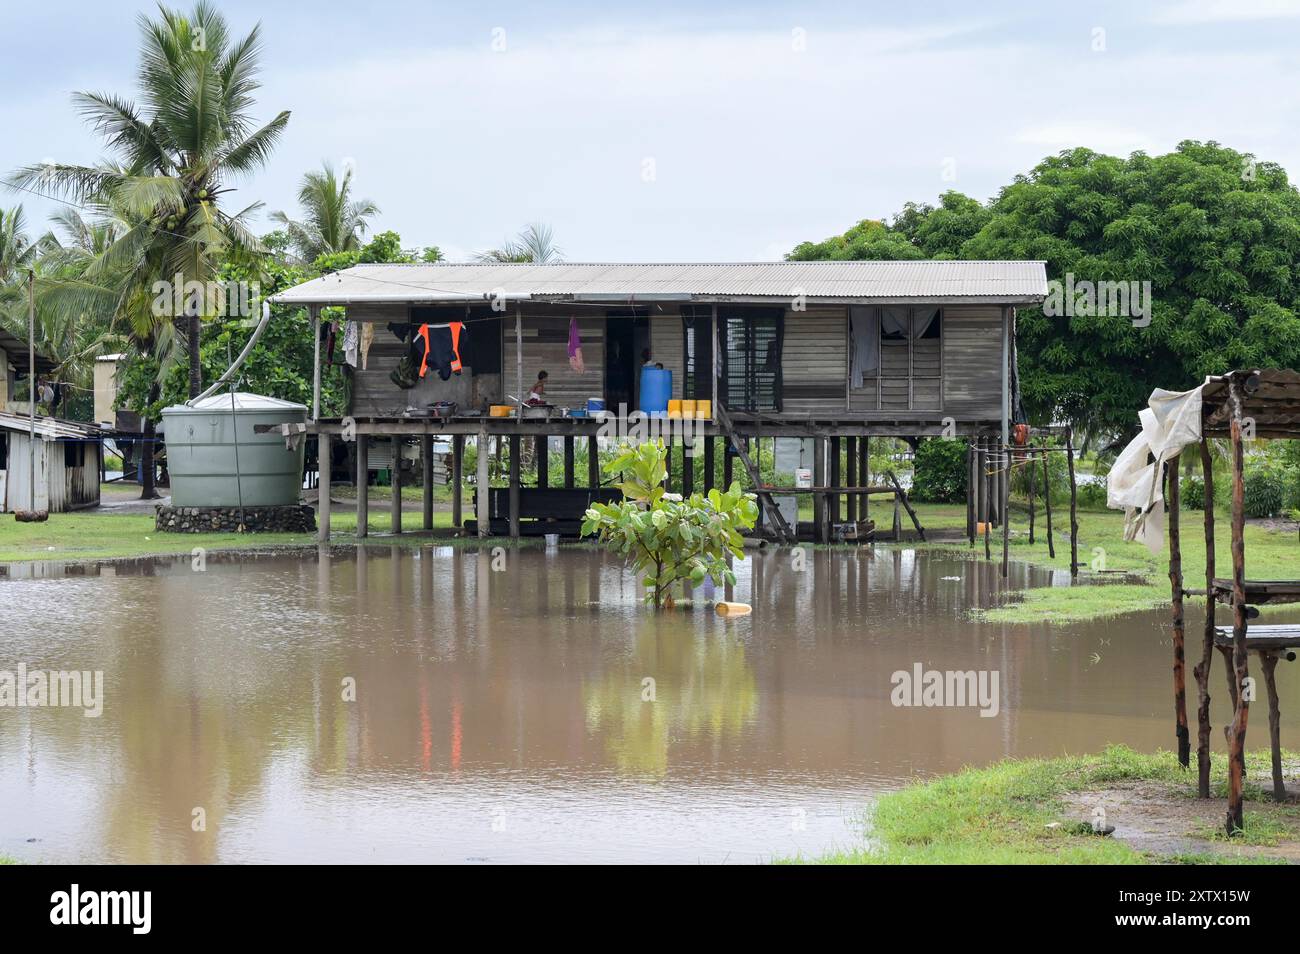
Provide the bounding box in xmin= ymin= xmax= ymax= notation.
xmin=2 ymin=545 xmax=1298 ymax=864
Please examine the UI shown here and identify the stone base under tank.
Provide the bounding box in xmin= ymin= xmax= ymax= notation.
xmin=155 ymin=504 xmax=316 ymax=534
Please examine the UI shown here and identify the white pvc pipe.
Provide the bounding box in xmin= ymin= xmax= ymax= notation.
xmin=188 ymin=301 xmax=272 ymax=405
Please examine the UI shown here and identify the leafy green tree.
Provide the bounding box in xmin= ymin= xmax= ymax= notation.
xmin=790 ymin=143 xmax=1300 ymax=441
xmin=582 ymin=441 xmax=758 ymax=609
xmin=269 ymin=162 xmax=379 ymax=263
xmin=9 ymin=1 xmax=290 ymax=398
xmin=910 ymin=438 xmax=967 ymax=503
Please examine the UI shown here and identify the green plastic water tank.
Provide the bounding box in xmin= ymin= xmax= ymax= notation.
xmin=161 ymin=392 xmax=308 ymax=507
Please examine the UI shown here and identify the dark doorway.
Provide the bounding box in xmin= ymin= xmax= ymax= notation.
xmin=604 ymin=310 xmax=648 ymax=413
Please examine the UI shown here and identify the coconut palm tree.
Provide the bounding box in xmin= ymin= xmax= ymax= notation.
xmin=0 ymin=206 xmax=37 ymax=284
xmin=31 ymin=199 xmax=179 ymax=498
xmin=475 ymin=222 xmax=563 ymax=263
xmin=269 ymin=163 xmax=380 ymax=263
xmin=7 ymin=1 xmax=289 ymax=398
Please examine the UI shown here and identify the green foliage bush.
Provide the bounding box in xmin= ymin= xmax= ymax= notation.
xmin=910 ymin=438 xmax=967 ymax=503
xmin=582 ymin=441 xmax=758 ymax=608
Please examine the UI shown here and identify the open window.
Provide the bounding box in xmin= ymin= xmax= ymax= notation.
xmin=850 ymin=306 xmax=943 ymax=411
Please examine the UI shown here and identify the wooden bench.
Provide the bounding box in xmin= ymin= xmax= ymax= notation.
xmin=1214 ymin=623 xmax=1300 ymax=801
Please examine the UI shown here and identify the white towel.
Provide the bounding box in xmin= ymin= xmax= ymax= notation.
xmin=1106 ymin=384 xmax=1204 ymax=552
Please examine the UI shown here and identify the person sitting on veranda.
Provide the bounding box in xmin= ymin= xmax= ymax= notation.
xmin=526 ymin=370 xmax=548 ymax=404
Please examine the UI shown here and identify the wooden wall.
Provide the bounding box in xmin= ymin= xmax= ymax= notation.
xmin=343 ymin=304 xmax=604 ymax=415
xmin=942 ymin=305 xmax=1004 ymax=419
xmin=341 ymin=301 xmax=1008 ymax=422
xmin=782 ymin=305 xmax=847 ymax=414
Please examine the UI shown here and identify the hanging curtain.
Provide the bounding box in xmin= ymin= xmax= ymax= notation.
xmin=849 ymin=306 xmax=879 ymax=388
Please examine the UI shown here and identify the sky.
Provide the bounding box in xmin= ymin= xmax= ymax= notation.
xmin=3 ymin=0 xmax=1300 ymax=262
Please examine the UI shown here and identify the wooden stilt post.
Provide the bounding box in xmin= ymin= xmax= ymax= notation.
xmin=830 ymin=436 xmax=841 ymax=527
xmin=1001 ymin=443 xmax=1010 ymax=578
xmin=317 ymin=432 xmax=331 ymax=543
xmin=845 ymin=437 xmax=857 ymax=522
xmin=1066 ymin=427 xmax=1079 ymax=579
xmin=703 ymin=436 xmax=715 ymax=492
xmin=509 ymin=434 xmax=520 ymax=539
xmin=860 ymin=436 xmax=869 ymax=527
xmin=723 ymin=440 xmax=734 ymax=489
xmin=588 ymin=434 xmax=599 ymax=488
xmin=1027 ymin=443 xmax=1036 ymax=544
xmin=980 ymin=440 xmax=991 ymax=560
xmin=1225 ymin=385 xmax=1250 ymax=835
xmin=356 ymin=436 xmax=369 ymax=538
xmin=813 ymin=437 xmax=826 ymax=544
xmin=1042 ymin=449 xmax=1055 ymax=558
xmin=390 ymin=438 xmax=402 ymax=535
xmin=1261 ymin=652 xmax=1284 ymax=802
xmin=682 ymin=435 xmax=694 ymax=497
xmin=1168 ymin=455 xmax=1190 ymax=768
xmin=422 ymin=435 xmax=434 ymax=531
xmin=451 ymin=434 xmax=464 ymax=528
xmin=536 ymin=435 xmax=548 ymax=488
xmin=1194 ymin=437 xmax=1216 ymax=797
xmin=563 ymin=435 xmax=575 ymax=489
xmin=476 ymin=424 xmax=489 ymax=538
xmin=967 ymin=438 xmax=976 ymax=547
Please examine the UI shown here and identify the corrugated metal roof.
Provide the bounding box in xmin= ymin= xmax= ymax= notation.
xmin=0 ymin=411 xmax=105 ymax=440
xmin=271 ymin=261 xmax=1048 ymax=306
xmin=0 ymin=329 xmax=57 ymax=374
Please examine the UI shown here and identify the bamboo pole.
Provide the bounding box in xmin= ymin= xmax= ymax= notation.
xmin=1225 ymin=383 xmax=1250 ymax=835
xmin=1194 ymin=437 xmax=1215 ymax=797
xmin=1167 ymin=455 xmax=1190 ymax=768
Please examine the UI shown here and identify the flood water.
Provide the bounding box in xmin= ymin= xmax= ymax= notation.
xmin=2 ymin=544 xmax=1299 ymax=864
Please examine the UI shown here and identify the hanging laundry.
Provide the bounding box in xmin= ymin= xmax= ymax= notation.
xmin=342 ymin=321 xmax=359 ymax=368
xmin=325 ymin=320 xmax=337 ymax=366
xmin=567 ymin=316 xmax=584 ymax=373
xmin=411 ymin=322 xmax=468 ymax=381
xmin=360 ymin=323 xmax=375 ymax=370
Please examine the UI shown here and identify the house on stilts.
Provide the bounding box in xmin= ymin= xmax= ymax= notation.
xmin=269 ymin=260 xmax=1048 ymax=541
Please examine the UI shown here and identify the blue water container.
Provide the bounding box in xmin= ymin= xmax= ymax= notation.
xmin=639 ymin=367 xmax=672 ymax=415
xmin=586 ymin=397 xmax=605 ymax=413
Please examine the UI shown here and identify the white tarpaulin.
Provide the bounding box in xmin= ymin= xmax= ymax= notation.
xmin=1106 ymin=384 xmax=1205 ymax=553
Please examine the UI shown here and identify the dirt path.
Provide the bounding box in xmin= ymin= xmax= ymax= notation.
xmin=1064 ymin=770 xmax=1300 ymax=862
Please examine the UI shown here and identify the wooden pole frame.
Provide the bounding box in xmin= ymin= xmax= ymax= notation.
xmin=1193 ymin=437 xmax=1215 ymax=797
xmin=1042 ymin=449 xmax=1056 ymax=559
xmin=1167 ymin=455 xmax=1190 ymax=767
xmin=1224 ymin=382 xmax=1251 ymax=835
xmin=1065 ymin=427 xmax=1079 ymax=579
xmin=1001 ymin=443 xmax=1010 ymax=578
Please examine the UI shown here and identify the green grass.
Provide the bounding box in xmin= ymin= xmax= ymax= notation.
xmin=0 ymin=505 xmax=485 ymax=564
xmin=793 ymin=744 xmax=1296 ymax=864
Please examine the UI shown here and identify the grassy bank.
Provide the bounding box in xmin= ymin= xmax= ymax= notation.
xmin=895 ymin=502 xmax=1299 ymax=625
xmin=0 ymin=506 xmax=471 ymax=564
xmin=798 ymin=745 xmax=1298 ymax=864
